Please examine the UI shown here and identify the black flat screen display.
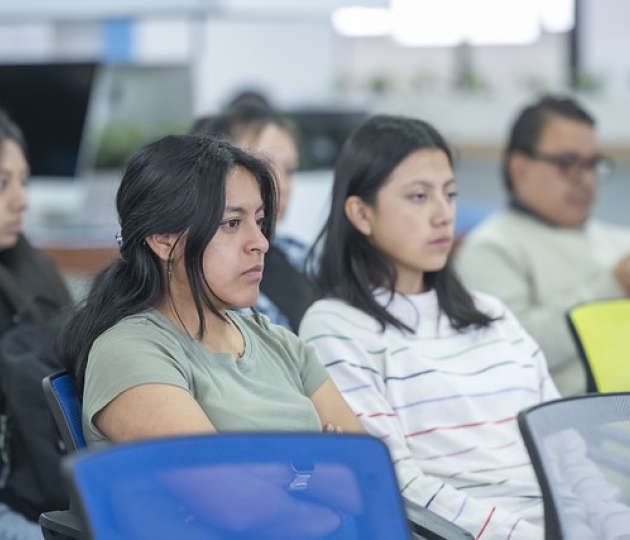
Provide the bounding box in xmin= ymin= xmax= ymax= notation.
xmin=0 ymin=62 xmax=98 ymax=177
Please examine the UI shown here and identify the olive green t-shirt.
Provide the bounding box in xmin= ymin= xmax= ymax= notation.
xmin=83 ymin=309 xmax=329 ymax=448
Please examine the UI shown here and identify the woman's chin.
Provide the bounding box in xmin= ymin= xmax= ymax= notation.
xmin=227 ymin=298 xmax=259 ymax=312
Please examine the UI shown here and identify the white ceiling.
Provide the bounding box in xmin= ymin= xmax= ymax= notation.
xmin=0 ymin=0 xmax=389 ymax=21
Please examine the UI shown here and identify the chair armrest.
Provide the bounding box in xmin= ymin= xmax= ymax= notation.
xmin=39 ymin=509 xmax=85 ymax=540
xmin=405 ymin=499 xmax=474 ymax=540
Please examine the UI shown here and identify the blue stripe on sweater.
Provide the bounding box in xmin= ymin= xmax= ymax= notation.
xmin=385 ymin=361 xmax=534 ymax=383
xmin=393 ymin=386 xmax=539 ymax=411
xmin=425 ymin=483 xmax=445 ymax=509
xmin=325 ymin=359 xmax=381 ymax=375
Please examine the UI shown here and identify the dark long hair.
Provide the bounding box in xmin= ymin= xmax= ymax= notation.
xmin=0 ymin=108 xmax=27 ymax=154
xmin=310 ymin=114 xmax=494 ymax=333
xmin=57 ymin=135 xmax=277 ymax=395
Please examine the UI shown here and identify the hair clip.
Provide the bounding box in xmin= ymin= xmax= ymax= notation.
xmin=115 ymin=232 xmax=123 ymax=249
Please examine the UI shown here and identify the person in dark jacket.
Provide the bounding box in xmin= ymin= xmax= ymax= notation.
xmin=0 ymin=109 xmax=71 ymax=539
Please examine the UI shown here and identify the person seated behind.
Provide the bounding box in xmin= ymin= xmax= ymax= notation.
xmin=455 ymin=95 xmax=630 ymax=396
xmin=0 ymin=110 xmax=70 ymax=333
xmin=57 ymin=134 xmax=364 ymax=450
xmin=190 ymin=92 xmax=311 ymax=333
xmin=0 ymin=110 xmax=71 ymax=538
xmin=298 ymin=114 xmax=629 ymax=539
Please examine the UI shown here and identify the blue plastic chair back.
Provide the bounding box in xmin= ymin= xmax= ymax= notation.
xmin=43 ymin=371 xmax=87 ymax=451
xmin=66 ymin=432 xmax=412 ymax=540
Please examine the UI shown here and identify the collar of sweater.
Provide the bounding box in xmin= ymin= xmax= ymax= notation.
xmin=509 ymin=198 xmax=592 ymax=232
xmin=373 ymin=288 xmax=440 ymax=331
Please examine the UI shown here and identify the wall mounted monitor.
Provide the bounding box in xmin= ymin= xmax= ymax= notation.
xmin=285 ymin=109 xmax=368 ymax=171
xmin=0 ymin=61 xmax=99 ymax=178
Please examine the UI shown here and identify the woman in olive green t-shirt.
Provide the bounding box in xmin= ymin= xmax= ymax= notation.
xmin=57 ymin=134 xmax=365 ymax=446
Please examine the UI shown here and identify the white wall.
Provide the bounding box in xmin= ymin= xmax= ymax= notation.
xmin=338 ymin=32 xmax=569 ymax=96
xmin=192 ymin=18 xmax=338 ymax=114
xmin=9 ymin=0 xmax=630 ymax=246
xmin=582 ymin=0 xmax=630 ymax=98
xmin=276 ymin=170 xmax=333 ymax=246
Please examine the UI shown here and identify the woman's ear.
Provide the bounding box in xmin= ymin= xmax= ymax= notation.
xmin=344 ymin=196 xmax=373 ymax=236
xmin=145 ymin=233 xmax=176 ymax=262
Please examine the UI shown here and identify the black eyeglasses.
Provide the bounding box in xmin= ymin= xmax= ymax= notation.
xmin=526 ymin=151 xmax=615 ymax=181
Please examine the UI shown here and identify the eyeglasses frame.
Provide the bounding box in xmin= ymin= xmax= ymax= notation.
xmin=524 ymin=150 xmax=615 ymax=182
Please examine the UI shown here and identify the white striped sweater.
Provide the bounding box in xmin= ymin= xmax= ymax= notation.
xmin=299 ymin=289 xmax=558 ymax=540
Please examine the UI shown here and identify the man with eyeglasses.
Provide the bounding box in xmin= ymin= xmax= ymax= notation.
xmin=456 ymin=95 xmax=630 ymax=396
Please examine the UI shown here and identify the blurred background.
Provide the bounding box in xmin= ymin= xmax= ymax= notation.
xmin=1 ymin=0 xmax=629 ymax=287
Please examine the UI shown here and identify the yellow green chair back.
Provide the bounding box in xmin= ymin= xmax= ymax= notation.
xmin=567 ymin=299 xmax=630 ymax=393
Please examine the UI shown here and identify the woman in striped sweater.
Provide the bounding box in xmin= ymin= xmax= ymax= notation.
xmin=299 ymin=115 xmax=628 ymax=539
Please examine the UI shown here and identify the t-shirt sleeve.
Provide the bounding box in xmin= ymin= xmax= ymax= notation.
xmin=299 ymin=342 xmax=330 ymax=397
xmin=83 ymin=320 xmax=192 ymax=439
xmin=258 ymin=316 xmax=329 ymax=397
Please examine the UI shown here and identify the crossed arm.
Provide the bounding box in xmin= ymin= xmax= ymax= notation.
xmin=94 ymin=377 xmax=365 ymax=443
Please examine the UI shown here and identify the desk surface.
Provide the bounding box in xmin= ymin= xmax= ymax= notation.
xmin=40 ymin=245 xmax=120 ymax=274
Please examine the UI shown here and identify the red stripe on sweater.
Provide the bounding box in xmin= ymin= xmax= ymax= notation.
xmin=476 ymin=507 xmax=496 ymax=539
xmin=366 ymin=412 xmax=397 ymax=418
xmin=406 ymin=416 xmax=516 ymax=438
